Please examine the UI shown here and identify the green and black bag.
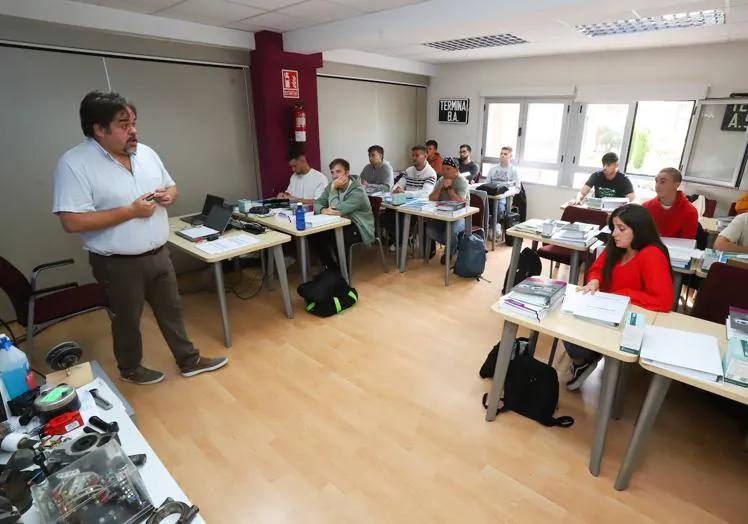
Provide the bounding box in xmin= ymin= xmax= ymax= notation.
xmin=297 ymin=269 xmax=358 ymax=317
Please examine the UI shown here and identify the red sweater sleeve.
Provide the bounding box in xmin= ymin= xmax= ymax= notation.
xmin=587 ymin=249 xmax=606 ymax=284
xmin=615 ymin=247 xmax=673 ymax=312
xmin=681 ymin=205 xmax=698 ymax=240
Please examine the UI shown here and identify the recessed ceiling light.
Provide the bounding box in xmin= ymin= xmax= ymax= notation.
xmin=576 ymin=9 xmax=725 ymax=37
xmin=423 ymin=34 xmax=527 ymax=52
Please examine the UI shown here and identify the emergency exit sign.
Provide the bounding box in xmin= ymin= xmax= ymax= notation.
xmin=438 ymin=98 xmax=469 ymax=124
xmin=282 ymin=69 xmax=300 ymax=99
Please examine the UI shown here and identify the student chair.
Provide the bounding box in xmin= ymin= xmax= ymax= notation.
xmin=537 ymin=206 xmax=609 ymax=280
xmin=469 ymin=190 xmax=489 ymax=234
xmin=691 ymin=262 xmax=748 ymax=323
xmin=729 ymin=202 xmax=738 ymax=217
xmin=0 ymin=256 xmax=109 ymax=359
xmin=347 ymin=196 xmax=389 ymax=283
xmin=703 ymin=199 xmax=717 ymax=218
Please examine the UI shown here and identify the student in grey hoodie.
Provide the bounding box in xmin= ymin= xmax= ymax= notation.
xmin=359 ymin=145 xmax=394 ymax=193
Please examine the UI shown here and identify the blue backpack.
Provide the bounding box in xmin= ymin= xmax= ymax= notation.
xmin=454 ymin=229 xmax=487 ymax=279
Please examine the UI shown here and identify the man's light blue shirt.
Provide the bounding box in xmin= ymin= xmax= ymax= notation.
xmin=52 ymin=138 xmax=175 ymax=256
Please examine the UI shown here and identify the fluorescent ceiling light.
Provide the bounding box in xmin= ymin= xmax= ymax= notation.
xmin=423 ymin=34 xmax=527 ymax=52
xmin=576 ymin=9 xmax=725 ymax=37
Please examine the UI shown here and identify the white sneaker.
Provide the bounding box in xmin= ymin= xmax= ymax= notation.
xmin=388 ymin=244 xmax=397 ymax=253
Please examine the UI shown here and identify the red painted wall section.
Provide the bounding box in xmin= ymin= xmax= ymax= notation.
xmin=250 ymin=31 xmax=323 ymax=197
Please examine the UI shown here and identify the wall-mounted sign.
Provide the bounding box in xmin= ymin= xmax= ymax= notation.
xmin=282 ymin=69 xmax=300 ymax=99
xmin=438 ymin=98 xmax=469 ymax=124
xmin=721 ymin=93 xmax=748 ymax=132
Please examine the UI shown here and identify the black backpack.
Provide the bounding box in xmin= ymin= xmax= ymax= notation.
xmin=297 ymin=269 xmax=358 ymax=317
xmin=480 ymin=338 xmax=574 ymax=428
xmin=476 ymin=182 xmax=508 ymax=196
xmin=501 ymin=247 xmax=542 ymax=294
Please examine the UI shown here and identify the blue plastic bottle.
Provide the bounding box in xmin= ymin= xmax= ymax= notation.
xmin=0 ymin=334 xmax=31 ymax=400
xmin=295 ymin=202 xmax=306 ymax=231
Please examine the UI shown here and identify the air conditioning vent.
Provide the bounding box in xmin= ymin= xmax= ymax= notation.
xmin=423 ymin=33 xmax=527 ymax=52
xmin=576 ymin=9 xmax=725 ymax=37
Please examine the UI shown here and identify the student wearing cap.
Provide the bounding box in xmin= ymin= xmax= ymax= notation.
xmin=426 ymin=157 xmax=469 ymax=265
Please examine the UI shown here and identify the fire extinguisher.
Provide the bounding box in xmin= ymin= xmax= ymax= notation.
xmin=292 ymin=104 xmax=307 ymax=143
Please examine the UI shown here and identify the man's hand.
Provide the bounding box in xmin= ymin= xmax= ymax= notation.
xmin=392 ymin=186 xmax=404 ymax=194
xmin=442 ymin=178 xmax=453 ymax=188
xmin=152 ymin=187 xmax=174 ymax=207
xmin=131 ymin=193 xmax=157 ymax=218
xmin=361 ymin=179 xmax=368 ymax=187
xmin=332 ymin=174 xmax=349 ymax=191
xmin=321 ymin=208 xmax=341 ymax=216
xmin=277 ymin=192 xmax=291 ymax=199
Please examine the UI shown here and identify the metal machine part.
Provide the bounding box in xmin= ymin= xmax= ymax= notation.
xmin=44 ymin=341 xmax=83 ymax=371
xmin=34 ymin=384 xmax=80 ymax=422
xmin=146 ymin=498 xmax=199 ymax=524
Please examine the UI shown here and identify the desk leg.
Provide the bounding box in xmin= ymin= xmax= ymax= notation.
xmin=400 ymin=214 xmax=412 ymax=273
xmin=614 ymin=374 xmax=671 ymax=491
xmin=213 ymin=262 xmax=231 ymax=348
xmin=569 ymin=251 xmax=581 ymax=286
xmin=335 ymin=227 xmax=350 ymax=284
xmin=394 ymin=211 xmax=400 ymax=265
xmin=298 ymin=237 xmax=309 ymax=283
xmin=444 ymin=221 xmax=452 ymax=287
xmin=491 ymin=199 xmax=499 ymax=251
xmin=272 ymin=245 xmax=294 ymax=320
xmin=589 ymin=357 xmax=621 ymax=476
xmin=418 ymin=216 xmax=426 ymax=260
xmin=485 ymin=321 xmax=519 ymax=421
xmin=527 ymin=330 xmax=539 ymax=358
xmin=672 ymin=272 xmax=683 ymax=311
xmin=503 ymin=237 xmax=523 ymax=294
xmin=612 ymin=363 xmax=629 ymax=421
xmin=265 ymin=249 xmax=275 ymax=291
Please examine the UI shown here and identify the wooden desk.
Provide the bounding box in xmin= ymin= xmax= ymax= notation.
xmin=487 ymin=300 xmax=655 ymax=477
xmin=383 ymin=203 xmax=479 ymax=286
xmin=504 ymin=223 xmax=597 ymax=291
xmin=468 ymin=185 xmax=520 ymax=251
xmin=168 ymin=217 xmax=293 ymax=348
xmin=235 ymin=211 xmax=352 ymax=284
xmin=614 ymin=313 xmax=746 ymax=490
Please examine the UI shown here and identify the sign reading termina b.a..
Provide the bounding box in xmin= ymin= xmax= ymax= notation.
xmin=438 ymin=98 xmax=469 ymax=124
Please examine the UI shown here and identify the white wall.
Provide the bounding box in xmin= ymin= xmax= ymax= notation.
xmin=427 ymin=42 xmax=748 ymax=218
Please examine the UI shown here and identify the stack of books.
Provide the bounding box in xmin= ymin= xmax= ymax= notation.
xmin=641 ymin=326 xmax=723 ymax=383
xmin=435 ymin=201 xmax=467 ymax=216
xmin=586 ymin=197 xmax=629 ymax=211
xmin=662 ymin=237 xmax=697 ymax=269
xmin=700 ymin=249 xmax=748 ymax=271
xmin=551 ymin=222 xmax=600 ymax=247
xmin=724 ymin=307 xmax=748 ymax=387
xmin=512 ymin=219 xmax=568 ymax=235
xmin=727 ymin=306 xmax=748 ymax=342
xmin=498 ymin=277 xmax=567 ymax=321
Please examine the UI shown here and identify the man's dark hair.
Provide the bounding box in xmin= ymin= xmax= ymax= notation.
xmin=368 ymin=145 xmax=384 ymax=156
xmin=459 ymin=144 xmax=472 ymax=152
xmin=412 ymin=145 xmax=427 ymax=154
xmin=425 ymin=139 xmax=438 ymax=149
xmin=287 ymin=146 xmax=307 ymax=162
xmin=659 ymin=167 xmax=682 ymax=184
xmin=602 ymin=152 xmax=619 ymax=166
xmin=329 ymin=158 xmax=350 ymax=172
xmin=79 ymin=90 xmax=134 ymax=138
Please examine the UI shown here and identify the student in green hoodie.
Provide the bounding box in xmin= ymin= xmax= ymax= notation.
xmin=310 ymin=158 xmax=375 ymax=270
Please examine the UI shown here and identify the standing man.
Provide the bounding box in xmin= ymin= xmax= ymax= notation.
xmin=278 ymin=149 xmax=329 ymax=205
xmin=642 ymin=167 xmax=698 ymax=239
xmin=458 ymin=144 xmax=479 ymax=182
xmin=52 ymin=91 xmax=228 ymax=385
xmin=574 ymin=152 xmax=636 ymax=203
xmin=425 ymin=139 xmax=444 ymax=175
xmin=427 ymin=157 xmax=469 ymax=265
xmin=359 ymin=145 xmax=394 ymax=193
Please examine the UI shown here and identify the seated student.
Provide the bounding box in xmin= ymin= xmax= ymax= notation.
xmin=277 ymin=150 xmax=328 ymax=205
xmin=565 ymin=204 xmax=673 ymax=390
xmin=573 ymin=152 xmax=636 ymax=204
xmin=736 ymin=192 xmax=748 ymax=215
xmin=426 ymin=157 xmax=468 ymax=265
xmin=359 ymin=145 xmax=394 ymax=193
xmin=714 ymin=212 xmax=748 ymax=253
xmin=642 ymin=167 xmax=698 ymax=239
xmin=382 ymin=145 xmax=437 ymax=250
xmin=483 ymin=146 xmax=520 ymax=214
xmin=458 ymin=144 xmax=479 ymax=182
xmin=426 ymin=139 xmax=444 ymax=175
xmin=309 ymin=158 xmax=374 ymax=269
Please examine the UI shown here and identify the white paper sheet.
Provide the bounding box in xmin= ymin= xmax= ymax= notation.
xmin=305 ymin=213 xmax=342 ymax=228
xmin=195 ymin=234 xmax=260 ymax=255
xmin=561 ymin=287 xmax=630 ymax=326
xmin=640 ymin=325 xmax=723 ymax=382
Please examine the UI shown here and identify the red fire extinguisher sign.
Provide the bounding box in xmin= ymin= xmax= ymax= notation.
xmin=282 ymin=69 xmax=300 ymax=99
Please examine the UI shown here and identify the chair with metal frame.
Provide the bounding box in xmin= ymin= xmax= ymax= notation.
xmin=347 ymin=196 xmax=389 ymax=284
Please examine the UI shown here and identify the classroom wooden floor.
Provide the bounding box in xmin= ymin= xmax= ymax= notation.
xmin=28 ymin=243 xmax=748 ymax=523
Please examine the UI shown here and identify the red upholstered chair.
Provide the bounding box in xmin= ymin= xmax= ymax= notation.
xmin=691 ymin=262 xmax=748 ymax=323
xmin=538 ymin=206 xmax=609 ymax=280
xmin=0 ymin=257 xmax=109 ymax=358
xmin=703 ymin=199 xmax=717 ymax=218
xmin=469 ymin=192 xmax=486 ymax=234
xmin=729 ymin=202 xmax=738 ymax=217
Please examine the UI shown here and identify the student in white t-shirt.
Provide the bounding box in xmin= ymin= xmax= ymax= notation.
xmin=278 ymin=151 xmax=329 ymax=205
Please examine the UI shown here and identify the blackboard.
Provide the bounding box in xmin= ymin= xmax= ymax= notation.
xmin=438 ymin=98 xmax=469 ymax=124
xmin=721 ymin=94 xmax=748 ymax=132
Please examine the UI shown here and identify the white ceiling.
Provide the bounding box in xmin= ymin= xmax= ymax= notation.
xmin=6 ymin=0 xmax=748 ymax=75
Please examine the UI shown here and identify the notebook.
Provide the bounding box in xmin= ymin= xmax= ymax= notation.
xmin=640 ymin=326 xmax=723 ymax=383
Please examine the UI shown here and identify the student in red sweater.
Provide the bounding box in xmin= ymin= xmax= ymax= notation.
xmin=565 ymin=204 xmax=673 ymax=390
xmin=642 ymin=167 xmax=698 ymax=239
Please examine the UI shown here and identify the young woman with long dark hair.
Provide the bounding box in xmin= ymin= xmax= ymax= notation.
xmin=565 ymin=204 xmax=673 ymax=390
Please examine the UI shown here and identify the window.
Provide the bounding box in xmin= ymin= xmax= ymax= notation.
xmin=573 ymin=172 xmax=592 ymax=189
xmin=518 ymin=167 xmax=560 ymax=186
xmin=578 ymin=104 xmax=629 ymax=168
xmin=625 ymin=101 xmax=694 ymax=175
xmin=484 ymin=103 xmax=520 ymax=157
xmin=524 ymin=103 xmax=565 ymax=163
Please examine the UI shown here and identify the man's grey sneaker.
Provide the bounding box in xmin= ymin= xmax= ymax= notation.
xmin=180 ymin=356 xmax=229 ymax=378
xmin=566 ymin=359 xmax=598 ymax=391
xmin=121 ymin=366 xmax=165 ymax=385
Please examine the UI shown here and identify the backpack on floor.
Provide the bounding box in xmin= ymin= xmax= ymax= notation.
xmin=297 ymin=269 xmax=358 ymax=317
xmin=501 ymin=247 xmax=542 ymax=294
xmin=454 ymin=229 xmax=487 ymax=279
xmin=480 ymin=338 xmax=574 ymax=428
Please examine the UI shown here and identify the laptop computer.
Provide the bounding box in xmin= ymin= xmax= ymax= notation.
xmin=180 ymin=194 xmax=225 ymax=225
xmin=176 ymin=204 xmax=233 ymax=242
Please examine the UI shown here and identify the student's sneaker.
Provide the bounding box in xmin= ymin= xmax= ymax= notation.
xmin=121 ymin=366 xmax=165 ymax=385
xmin=388 ymin=244 xmax=397 ymax=253
xmin=180 ymin=356 xmax=229 ymax=378
xmin=566 ymin=359 xmax=598 ymax=391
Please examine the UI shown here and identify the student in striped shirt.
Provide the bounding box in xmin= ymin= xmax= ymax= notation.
xmin=383 ymin=145 xmax=438 ymax=250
